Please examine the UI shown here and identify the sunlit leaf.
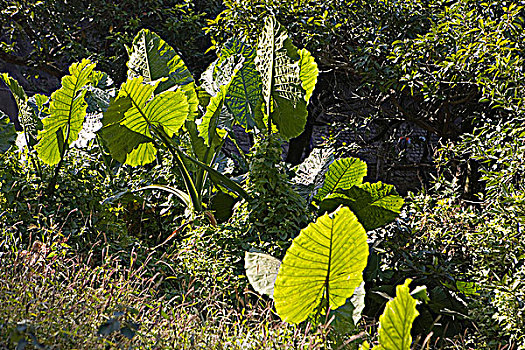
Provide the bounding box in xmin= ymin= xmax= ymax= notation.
xmin=245 ymin=251 xmax=281 ymax=298
xmin=127 ymin=29 xmax=198 ymax=119
xmin=274 ymin=206 xmax=369 ymax=324
xmin=315 ymin=157 xmax=367 ymax=200
xmin=36 ymin=59 xmax=96 ymax=165
xmin=221 ymin=38 xmax=261 ymax=130
xmin=320 ymin=182 xmax=404 ymax=231
xmin=255 ymin=16 xmax=309 ymax=140
xmin=377 ymin=279 xmax=419 ymax=350
xmin=99 ymin=77 xmax=189 ymax=166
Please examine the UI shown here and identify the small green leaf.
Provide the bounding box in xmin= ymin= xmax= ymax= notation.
xmin=410 ymin=285 xmax=430 ymax=303
xmin=97 ymin=318 xmax=120 ymax=336
xmin=378 ymin=279 xmax=419 ymax=350
xmin=315 ymin=157 xmax=367 ymax=200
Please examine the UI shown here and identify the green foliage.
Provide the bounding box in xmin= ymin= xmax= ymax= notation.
xmin=274 ymin=206 xmax=369 ymax=324
xmin=0 ymin=73 xmax=43 ymax=148
xmin=376 ymin=279 xmax=420 ymax=350
xmin=0 ymin=111 xmax=16 ymax=152
xmin=328 ymin=282 xmax=366 ymax=334
xmin=207 ymin=0 xmax=525 ymax=156
xmin=0 ymin=0 xmax=222 ymax=86
xmin=319 ymin=182 xmax=404 ymax=231
xmin=220 ymin=38 xmax=261 ymax=130
xmin=198 ymin=83 xmax=230 ymax=146
xmin=236 ymin=135 xmax=311 ymax=255
xmin=127 ymin=28 xmax=199 ymax=117
xmin=100 ymin=77 xmax=189 ymax=166
xmin=0 ymin=238 xmax=330 ymax=349
xmin=98 ymin=29 xmax=252 ymax=214
xmin=314 ymin=157 xmax=367 ymax=201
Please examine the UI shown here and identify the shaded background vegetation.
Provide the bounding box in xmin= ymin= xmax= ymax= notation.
xmin=1 ymin=0 xmax=525 ymax=348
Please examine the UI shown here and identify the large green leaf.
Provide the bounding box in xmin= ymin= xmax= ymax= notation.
xmin=0 ymin=110 xmax=16 ymax=152
xmin=36 ymin=59 xmax=96 ymax=165
xmin=99 ymin=77 xmax=189 ymax=166
xmin=201 ymin=55 xmax=242 ymax=96
xmin=255 ymin=16 xmax=308 ymax=140
xmin=245 ymin=251 xmax=281 ymax=298
xmin=315 ymin=157 xmax=367 ymax=201
xmin=127 ymin=29 xmax=198 ymax=119
xmin=320 ymin=182 xmax=404 ymax=231
xmin=98 ymin=124 xmax=153 ymax=164
xmin=273 ymin=206 xmax=369 ymax=324
xmin=0 ymin=73 xmax=41 ymax=146
xmin=221 ymin=38 xmax=261 ymax=130
xmin=377 ymin=279 xmax=419 ymax=350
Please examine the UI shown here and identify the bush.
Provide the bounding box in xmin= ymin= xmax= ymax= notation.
xmin=232 ymin=135 xmax=312 ymax=258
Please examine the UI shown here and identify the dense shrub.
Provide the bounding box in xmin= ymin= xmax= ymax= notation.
xmin=232 ymin=135 xmax=312 ymax=258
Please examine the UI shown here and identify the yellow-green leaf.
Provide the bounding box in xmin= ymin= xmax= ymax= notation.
xmin=36 ymin=59 xmax=96 ymax=165
xmin=274 ymin=206 xmax=369 ymax=324
xmin=378 ymin=279 xmax=419 ymax=350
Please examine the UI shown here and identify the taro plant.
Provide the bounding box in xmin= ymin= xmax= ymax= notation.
xmin=246 ymin=158 xmax=404 ymax=328
xmin=98 ymin=15 xmax=319 ymax=219
xmin=254 ymin=15 xmax=318 ymax=139
xmin=1 ymin=61 xmax=111 ymax=195
xmin=98 ymin=29 xmax=250 ymax=215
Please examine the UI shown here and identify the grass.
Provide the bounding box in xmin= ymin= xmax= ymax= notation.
xmin=0 ymin=237 xmax=334 ymax=349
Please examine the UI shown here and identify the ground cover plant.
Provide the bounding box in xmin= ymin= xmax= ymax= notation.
xmin=1 ymin=1 xmax=525 ymax=349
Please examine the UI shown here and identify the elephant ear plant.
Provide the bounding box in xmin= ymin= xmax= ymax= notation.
xmin=255 ymin=15 xmax=318 ymax=139
xmin=98 ymin=16 xmax=319 ymax=218
xmin=98 ymin=29 xmax=250 ymax=215
xmin=1 ymin=60 xmax=105 ymax=195
xmin=246 ymin=158 xmax=407 ymax=330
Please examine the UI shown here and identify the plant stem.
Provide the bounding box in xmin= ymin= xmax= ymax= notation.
xmin=95 ymin=134 xmax=114 ymax=182
xmin=153 ymin=126 xmax=202 ymax=212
